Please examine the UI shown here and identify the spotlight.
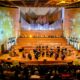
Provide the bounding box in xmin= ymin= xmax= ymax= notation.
xmin=29 ymin=35 xmax=32 ymax=38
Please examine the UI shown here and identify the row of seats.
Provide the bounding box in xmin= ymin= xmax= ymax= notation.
xmin=17 ymin=38 xmax=67 ymax=47
xmin=0 ymin=61 xmax=80 ymax=80
xmin=20 ymin=35 xmax=63 ymax=38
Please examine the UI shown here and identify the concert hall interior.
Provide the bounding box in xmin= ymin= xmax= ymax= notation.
xmin=0 ymin=0 xmax=80 ymax=80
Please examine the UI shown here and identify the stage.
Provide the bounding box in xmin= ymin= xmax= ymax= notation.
xmin=0 ymin=51 xmax=79 ymax=65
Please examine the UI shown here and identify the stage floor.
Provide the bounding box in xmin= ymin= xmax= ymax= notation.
xmin=0 ymin=52 xmax=80 ymax=65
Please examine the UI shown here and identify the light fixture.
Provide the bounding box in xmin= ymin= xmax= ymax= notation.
xmin=29 ymin=35 xmax=32 ymax=38
xmin=46 ymin=0 xmax=73 ymax=6
xmin=57 ymin=0 xmax=70 ymax=5
xmin=59 ymin=0 xmax=66 ymax=4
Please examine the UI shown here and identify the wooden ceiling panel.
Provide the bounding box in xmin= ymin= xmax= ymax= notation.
xmin=0 ymin=0 xmax=80 ymax=7
xmin=0 ymin=1 xmax=12 ymax=6
xmin=12 ymin=1 xmax=23 ymax=6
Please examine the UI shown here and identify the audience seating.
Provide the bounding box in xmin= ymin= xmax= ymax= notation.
xmin=0 ymin=61 xmax=80 ymax=80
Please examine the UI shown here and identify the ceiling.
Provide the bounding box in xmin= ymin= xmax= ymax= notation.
xmin=0 ymin=0 xmax=80 ymax=25
xmin=0 ymin=0 xmax=80 ymax=7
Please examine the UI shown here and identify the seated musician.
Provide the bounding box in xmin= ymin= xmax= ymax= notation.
xmin=13 ymin=48 xmax=19 ymax=56
xmin=22 ymin=51 xmax=26 ymax=58
xmin=9 ymin=48 xmax=19 ymax=57
xmin=54 ymin=52 xmax=59 ymax=60
xmin=28 ymin=53 xmax=32 ymax=60
xmin=61 ymin=53 xmax=65 ymax=60
xmin=42 ymin=51 xmax=45 ymax=57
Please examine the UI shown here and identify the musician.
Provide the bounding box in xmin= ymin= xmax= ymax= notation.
xmin=55 ymin=52 xmax=59 ymax=60
xmin=22 ymin=51 xmax=26 ymax=58
xmin=57 ymin=47 xmax=60 ymax=53
xmin=61 ymin=53 xmax=65 ymax=60
xmin=28 ymin=53 xmax=32 ymax=60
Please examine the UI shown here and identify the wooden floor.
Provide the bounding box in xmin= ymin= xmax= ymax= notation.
xmin=0 ymin=37 xmax=80 ymax=65
xmin=17 ymin=38 xmax=67 ymax=47
xmin=0 ymin=51 xmax=79 ymax=65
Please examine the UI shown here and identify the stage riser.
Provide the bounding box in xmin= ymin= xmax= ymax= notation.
xmin=17 ymin=38 xmax=67 ymax=48
xmin=21 ymin=30 xmax=63 ymax=38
